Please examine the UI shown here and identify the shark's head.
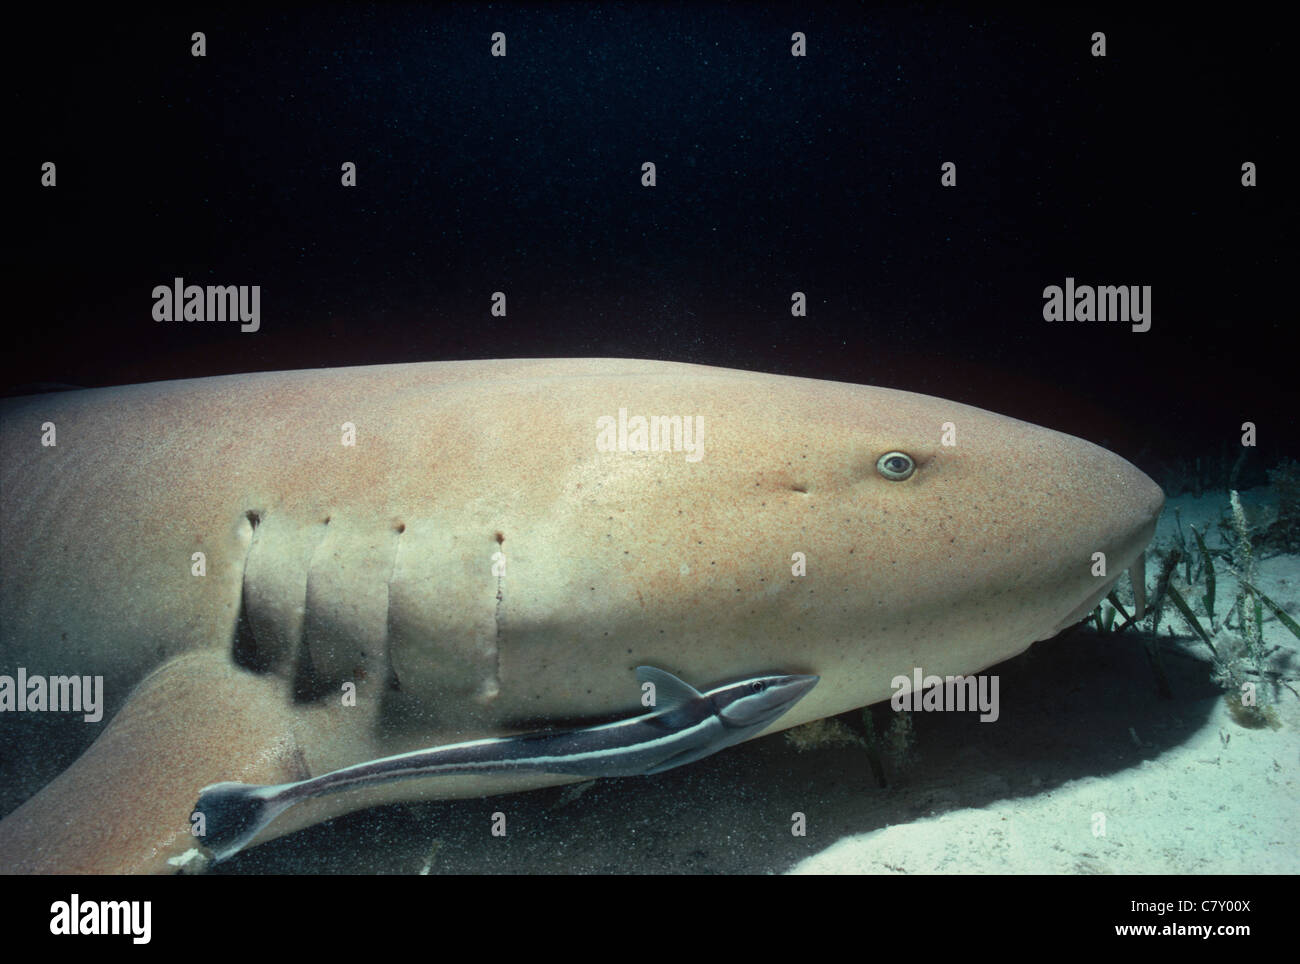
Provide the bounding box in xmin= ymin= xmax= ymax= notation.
xmin=848 ymin=387 xmax=1165 ymax=637
xmin=743 ymin=378 xmax=1167 ymax=722
xmin=707 ymin=673 xmax=821 ymax=734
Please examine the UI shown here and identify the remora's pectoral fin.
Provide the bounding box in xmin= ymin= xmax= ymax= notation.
xmin=0 ymin=651 xmax=306 ymax=874
xmin=634 ymin=666 xmax=702 ymax=711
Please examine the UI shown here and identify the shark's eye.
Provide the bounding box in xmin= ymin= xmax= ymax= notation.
xmin=876 ymin=451 xmax=916 ymax=481
xmin=749 ymin=681 xmax=767 ymax=694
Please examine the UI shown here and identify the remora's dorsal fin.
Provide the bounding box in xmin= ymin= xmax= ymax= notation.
xmin=635 ymin=666 xmax=702 ymax=710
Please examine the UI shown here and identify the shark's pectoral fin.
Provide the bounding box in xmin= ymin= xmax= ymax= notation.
xmin=0 ymin=651 xmax=306 ymax=874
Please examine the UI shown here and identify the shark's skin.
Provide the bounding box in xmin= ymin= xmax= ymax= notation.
xmin=0 ymin=358 xmax=1163 ymax=872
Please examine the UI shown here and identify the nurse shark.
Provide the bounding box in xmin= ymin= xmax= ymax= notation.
xmin=0 ymin=358 xmax=1163 ymax=872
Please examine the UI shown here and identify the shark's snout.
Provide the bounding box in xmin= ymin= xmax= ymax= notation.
xmin=1037 ymin=446 xmax=1164 ymax=636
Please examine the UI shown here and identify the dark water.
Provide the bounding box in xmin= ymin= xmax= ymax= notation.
xmin=9 ymin=3 xmax=1294 ymax=475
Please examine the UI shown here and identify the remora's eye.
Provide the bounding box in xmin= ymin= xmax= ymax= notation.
xmin=750 ymin=681 xmax=767 ymax=694
xmin=876 ymin=451 xmax=916 ymax=481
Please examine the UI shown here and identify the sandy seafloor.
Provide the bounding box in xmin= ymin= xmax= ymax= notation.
xmin=208 ymin=486 xmax=1298 ymax=875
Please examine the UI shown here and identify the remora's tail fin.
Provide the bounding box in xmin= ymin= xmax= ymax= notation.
xmin=194 ymin=781 xmax=294 ymax=863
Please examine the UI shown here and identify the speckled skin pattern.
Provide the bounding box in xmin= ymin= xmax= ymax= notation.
xmin=0 ymin=358 xmax=1162 ymax=871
